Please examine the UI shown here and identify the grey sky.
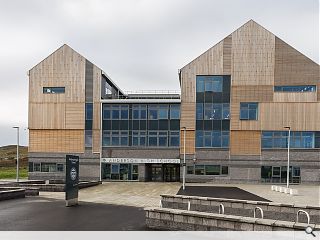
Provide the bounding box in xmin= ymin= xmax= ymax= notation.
xmin=0 ymin=0 xmax=318 ymax=147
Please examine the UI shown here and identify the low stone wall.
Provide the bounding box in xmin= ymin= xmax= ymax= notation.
xmin=145 ymin=207 xmax=320 ymax=231
xmin=161 ymin=194 xmax=320 ymax=224
xmin=0 ymin=181 xmax=101 ymax=192
xmin=0 ymin=188 xmax=25 ymax=201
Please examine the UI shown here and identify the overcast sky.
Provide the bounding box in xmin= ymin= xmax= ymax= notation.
xmin=0 ymin=0 xmax=318 ymax=147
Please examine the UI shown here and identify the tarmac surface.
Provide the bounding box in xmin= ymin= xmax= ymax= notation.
xmin=0 ymin=197 xmax=147 ymax=231
xmin=177 ymin=186 xmax=271 ymax=201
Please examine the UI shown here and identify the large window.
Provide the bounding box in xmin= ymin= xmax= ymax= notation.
xmin=274 ymin=85 xmax=316 ymax=92
xmin=262 ymin=131 xmax=316 ymax=149
xmin=29 ymin=162 xmax=64 ymax=173
xmin=191 ymin=165 xmax=228 ymax=176
xmin=132 ymin=105 xmax=147 ymax=119
xmin=240 ymin=102 xmax=258 ymax=120
xmin=261 ymin=166 xmax=300 ymax=184
xmin=196 ymin=131 xmax=229 ymax=148
xmin=201 ymin=103 xmax=229 ymax=120
xmin=43 ymin=87 xmax=65 ymax=94
xmin=102 ymin=163 xmax=139 ymax=181
xmin=132 ymin=131 xmax=147 ymax=146
xmin=196 ymin=76 xmax=223 ymax=92
xmin=103 ymin=105 xmax=129 ymax=120
xmin=103 ymin=131 xmax=129 ymax=146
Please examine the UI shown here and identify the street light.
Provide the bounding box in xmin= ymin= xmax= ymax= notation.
xmin=284 ymin=126 xmax=291 ymax=188
xmin=13 ymin=126 xmax=19 ymax=182
xmin=182 ymin=127 xmax=186 ymax=190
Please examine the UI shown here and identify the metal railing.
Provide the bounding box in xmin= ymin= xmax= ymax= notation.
xmin=296 ymin=210 xmax=310 ymax=224
xmin=219 ymin=204 xmax=225 ymax=214
xmin=125 ymin=90 xmax=180 ymax=95
xmin=254 ymin=207 xmax=264 ymax=219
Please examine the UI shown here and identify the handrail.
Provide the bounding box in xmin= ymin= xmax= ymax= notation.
xmin=187 ymin=200 xmax=191 ymax=211
xmin=254 ymin=207 xmax=264 ymax=219
xmin=219 ymin=204 xmax=225 ymax=214
xmin=296 ymin=210 xmax=310 ymax=224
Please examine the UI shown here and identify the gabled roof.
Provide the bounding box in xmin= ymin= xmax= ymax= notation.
xmin=180 ymin=19 xmax=319 ymax=72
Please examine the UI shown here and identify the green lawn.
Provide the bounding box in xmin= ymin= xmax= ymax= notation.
xmin=0 ymin=167 xmax=28 ymax=179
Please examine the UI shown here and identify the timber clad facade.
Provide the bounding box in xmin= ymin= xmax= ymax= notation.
xmin=28 ymin=20 xmax=320 ymax=183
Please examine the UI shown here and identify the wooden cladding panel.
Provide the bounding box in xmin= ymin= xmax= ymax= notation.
xmin=92 ymin=130 xmax=100 ymax=153
xmin=180 ymin=103 xmax=196 ymax=129
xmin=231 ymin=85 xmax=274 ymax=102
xmin=274 ymin=37 xmax=319 ymax=86
xmin=223 ymin=35 xmax=232 ymax=75
xmin=260 ymin=102 xmax=320 ymax=131
xmin=29 ymin=103 xmax=65 ymax=129
xmin=273 ymin=92 xmax=317 ymax=102
xmin=180 ymin=130 xmax=195 ymax=155
xmin=231 ymin=20 xmax=275 ymax=86
xmin=230 ymin=130 xmax=261 ymax=155
xmin=29 ymin=130 xmax=84 ymax=153
xmin=29 ymin=45 xmax=86 ymax=104
xmin=65 ymin=103 xmax=84 ymax=129
xmin=318 ymin=84 xmax=320 ymax=101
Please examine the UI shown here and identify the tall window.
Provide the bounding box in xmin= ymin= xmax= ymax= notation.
xmin=85 ymin=103 xmax=93 ymax=120
xmin=196 ymin=75 xmax=230 ymax=148
xmin=240 ymin=102 xmax=258 ymax=120
xmin=85 ymin=130 xmax=92 ymax=147
xmin=170 ymin=105 xmax=180 ymax=119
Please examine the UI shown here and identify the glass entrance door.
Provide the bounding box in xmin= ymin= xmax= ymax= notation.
xmin=151 ymin=166 xmax=163 ymax=181
xmin=164 ymin=164 xmax=180 ymax=182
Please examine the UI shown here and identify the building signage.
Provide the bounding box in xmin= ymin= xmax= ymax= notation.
xmin=101 ymin=158 xmax=180 ymax=164
xmin=65 ymin=155 xmax=79 ymax=207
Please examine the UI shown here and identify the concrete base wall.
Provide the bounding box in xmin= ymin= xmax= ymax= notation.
xmin=145 ymin=208 xmax=320 ymax=231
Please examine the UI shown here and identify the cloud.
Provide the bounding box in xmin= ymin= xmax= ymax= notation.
xmin=0 ymin=0 xmax=318 ymax=146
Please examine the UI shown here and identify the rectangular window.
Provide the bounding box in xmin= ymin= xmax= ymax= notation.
xmin=158 ymin=131 xmax=168 ymax=146
xmin=85 ymin=130 xmax=93 ymax=147
xmin=196 ymin=76 xmax=223 ymax=93
xmin=120 ymin=105 xmax=129 ymax=119
xmin=195 ymin=165 xmax=205 ymax=175
xmin=148 ymin=106 xmax=158 ymax=120
xmin=187 ymin=166 xmax=194 ymax=174
xmin=196 ymin=130 xmax=229 ymax=148
xmin=34 ymin=163 xmax=40 ymax=172
xmin=28 ymin=162 xmax=33 ymax=172
xmin=205 ymin=165 xmax=220 ymax=175
xmin=240 ymin=102 xmax=258 ymax=120
xmin=85 ymin=103 xmax=93 ymax=120
xmin=57 ymin=164 xmax=64 ymax=172
xmin=274 ymin=85 xmax=316 ymax=92
xmin=170 ymin=105 xmax=180 ymax=119
xmin=196 ymin=103 xmax=203 ymax=120
xmin=102 ymin=130 xmax=128 ymax=146
xmin=158 ymin=105 xmax=169 ymax=119
xmin=43 ymin=87 xmax=65 ymax=94
xmin=103 ymin=105 xmax=111 ymax=120
xmin=148 ymin=131 xmax=158 ymax=146
xmin=221 ymin=166 xmax=228 ymax=175
xmin=169 ymin=131 xmax=180 ymax=147
xmin=261 ymin=131 xmax=315 ymax=149
xmin=41 ymin=163 xmax=56 ymax=172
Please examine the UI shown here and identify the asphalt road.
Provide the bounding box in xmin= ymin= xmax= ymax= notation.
xmin=0 ymin=197 xmax=147 ymax=231
xmin=177 ymin=186 xmax=271 ymax=202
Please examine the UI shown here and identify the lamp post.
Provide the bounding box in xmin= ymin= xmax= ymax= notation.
xmin=182 ymin=127 xmax=186 ymax=190
xmin=13 ymin=126 xmax=19 ymax=182
xmin=284 ymin=126 xmax=291 ymax=188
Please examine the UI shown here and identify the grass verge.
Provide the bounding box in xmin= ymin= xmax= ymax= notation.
xmin=0 ymin=167 xmax=28 ymax=179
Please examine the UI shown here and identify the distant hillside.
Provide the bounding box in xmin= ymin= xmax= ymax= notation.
xmin=0 ymin=145 xmax=28 ymax=167
xmin=0 ymin=145 xmax=28 ymax=160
